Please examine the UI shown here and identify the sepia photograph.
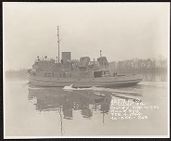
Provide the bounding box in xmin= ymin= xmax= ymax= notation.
xmin=3 ymin=2 xmax=170 ymax=138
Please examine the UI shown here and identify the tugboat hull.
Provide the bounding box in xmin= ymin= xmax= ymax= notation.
xmin=29 ymin=74 xmax=143 ymax=88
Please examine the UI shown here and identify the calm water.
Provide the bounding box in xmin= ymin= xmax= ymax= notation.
xmin=4 ymin=74 xmax=168 ymax=137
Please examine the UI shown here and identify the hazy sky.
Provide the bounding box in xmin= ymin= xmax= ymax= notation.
xmin=3 ymin=2 xmax=170 ymax=70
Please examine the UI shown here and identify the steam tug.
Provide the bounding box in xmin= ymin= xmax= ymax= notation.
xmin=28 ymin=26 xmax=142 ymax=88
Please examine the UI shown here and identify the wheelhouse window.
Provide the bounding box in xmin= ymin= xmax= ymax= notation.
xmin=94 ymin=70 xmax=110 ymax=77
xmin=94 ymin=71 xmax=103 ymax=78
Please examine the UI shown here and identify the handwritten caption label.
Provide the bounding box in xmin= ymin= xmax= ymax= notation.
xmin=110 ymin=98 xmax=159 ymax=120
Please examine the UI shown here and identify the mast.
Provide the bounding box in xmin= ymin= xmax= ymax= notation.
xmin=100 ymin=50 xmax=102 ymax=57
xmin=57 ymin=26 xmax=60 ymax=63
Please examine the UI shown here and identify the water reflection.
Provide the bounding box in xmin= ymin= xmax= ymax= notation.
xmin=28 ymin=88 xmax=112 ymax=119
xmin=141 ymin=72 xmax=167 ymax=82
xmin=28 ymin=87 xmax=143 ymax=135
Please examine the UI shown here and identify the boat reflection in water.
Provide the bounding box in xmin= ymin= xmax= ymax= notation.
xmin=28 ymin=86 xmax=142 ymax=136
xmin=28 ymin=87 xmax=113 ymax=135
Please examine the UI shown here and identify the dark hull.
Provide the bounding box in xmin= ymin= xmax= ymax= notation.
xmin=29 ymin=74 xmax=143 ymax=88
